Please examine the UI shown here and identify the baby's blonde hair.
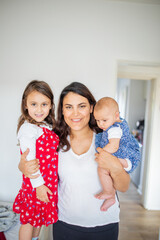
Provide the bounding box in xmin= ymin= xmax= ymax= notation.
xmin=94 ymin=97 xmax=119 ymax=114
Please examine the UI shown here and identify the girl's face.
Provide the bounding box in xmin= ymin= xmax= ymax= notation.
xmin=62 ymin=92 xmax=93 ymax=132
xmin=26 ymin=90 xmax=51 ymax=122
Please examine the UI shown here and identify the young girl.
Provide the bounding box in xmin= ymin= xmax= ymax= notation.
xmin=13 ymin=80 xmax=59 ymax=240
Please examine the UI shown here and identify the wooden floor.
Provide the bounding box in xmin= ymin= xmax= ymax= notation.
xmin=118 ymin=182 xmax=160 ymax=240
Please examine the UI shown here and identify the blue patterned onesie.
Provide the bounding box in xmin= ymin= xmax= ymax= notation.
xmin=95 ymin=119 xmax=140 ymax=173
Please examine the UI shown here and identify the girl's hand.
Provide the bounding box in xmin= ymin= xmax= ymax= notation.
xmin=36 ymin=185 xmax=53 ymax=203
xmin=18 ymin=148 xmax=40 ymax=179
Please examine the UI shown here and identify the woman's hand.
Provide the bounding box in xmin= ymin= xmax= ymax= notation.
xmin=95 ymin=147 xmax=130 ymax=192
xmin=18 ymin=149 xmax=40 ymax=179
xmin=95 ymin=147 xmax=123 ymax=174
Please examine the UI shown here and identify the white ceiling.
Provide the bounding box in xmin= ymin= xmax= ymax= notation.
xmin=108 ymin=0 xmax=160 ymax=4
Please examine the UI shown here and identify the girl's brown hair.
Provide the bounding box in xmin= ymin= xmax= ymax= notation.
xmin=17 ymin=80 xmax=56 ymax=132
xmin=54 ymin=82 xmax=101 ymax=151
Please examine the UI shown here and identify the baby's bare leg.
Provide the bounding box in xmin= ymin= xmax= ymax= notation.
xmin=95 ymin=167 xmax=115 ymax=211
xmin=100 ymin=198 xmax=116 ymax=211
xmin=95 ymin=167 xmax=115 ymax=199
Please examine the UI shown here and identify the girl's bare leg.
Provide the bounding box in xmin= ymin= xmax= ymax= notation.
xmin=19 ymin=223 xmax=33 ymax=240
xmin=32 ymin=226 xmax=41 ymax=239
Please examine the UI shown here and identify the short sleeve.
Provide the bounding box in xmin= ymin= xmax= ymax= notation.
xmin=124 ymin=158 xmax=132 ymax=172
xmin=108 ymin=126 xmax=122 ymax=139
xmin=18 ymin=122 xmax=45 ymax=188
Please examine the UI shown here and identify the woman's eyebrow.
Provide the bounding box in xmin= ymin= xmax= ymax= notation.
xmin=42 ymin=100 xmax=50 ymax=103
xmin=64 ymin=102 xmax=87 ymax=107
xmin=64 ymin=103 xmax=72 ymax=106
xmin=78 ymin=102 xmax=87 ymax=105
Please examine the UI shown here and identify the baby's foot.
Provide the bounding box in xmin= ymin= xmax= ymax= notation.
xmin=100 ymin=198 xmax=116 ymax=211
xmin=95 ymin=191 xmax=113 ymax=200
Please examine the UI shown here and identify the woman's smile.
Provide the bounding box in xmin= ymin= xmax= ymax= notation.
xmin=71 ymin=118 xmax=81 ymax=122
xmin=62 ymin=92 xmax=93 ymax=132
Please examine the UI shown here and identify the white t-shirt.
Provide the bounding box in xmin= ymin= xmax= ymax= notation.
xmin=108 ymin=126 xmax=132 ymax=172
xmin=18 ymin=122 xmax=52 ymax=188
xmin=108 ymin=126 xmax=122 ymax=139
xmin=58 ymin=133 xmax=120 ymax=227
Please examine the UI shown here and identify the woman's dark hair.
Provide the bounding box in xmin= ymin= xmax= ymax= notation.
xmin=17 ymin=80 xmax=56 ymax=132
xmin=54 ymin=82 xmax=101 ymax=151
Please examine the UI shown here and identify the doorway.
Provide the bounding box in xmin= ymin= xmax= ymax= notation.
xmin=116 ymin=78 xmax=151 ymax=193
xmin=116 ymin=61 xmax=160 ymax=210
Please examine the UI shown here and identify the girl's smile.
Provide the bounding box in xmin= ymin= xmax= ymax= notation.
xmin=26 ymin=90 xmax=51 ymax=123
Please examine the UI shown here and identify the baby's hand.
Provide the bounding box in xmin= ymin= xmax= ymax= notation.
xmin=36 ymin=185 xmax=53 ymax=203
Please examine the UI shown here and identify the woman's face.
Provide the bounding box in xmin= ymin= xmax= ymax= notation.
xmin=62 ymin=92 xmax=93 ymax=132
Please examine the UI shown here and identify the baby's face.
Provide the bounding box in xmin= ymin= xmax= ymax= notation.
xmin=94 ymin=107 xmax=118 ymax=131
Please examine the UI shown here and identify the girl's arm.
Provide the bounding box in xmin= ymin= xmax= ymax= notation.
xmin=18 ymin=123 xmax=45 ymax=188
xmin=19 ymin=149 xmax=52 ymax=203
xmin=18 ymin=123 xmax=53 ymax=202
xmin=95 ymin=147 xmax=130 ymax=192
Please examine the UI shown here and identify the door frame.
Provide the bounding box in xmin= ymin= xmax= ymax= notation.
xmin=117 ymin=60 xmax=160 ymax=209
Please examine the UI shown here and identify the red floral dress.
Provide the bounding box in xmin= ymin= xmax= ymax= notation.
xmin=13 ymin=127 xmax=59 ymax=227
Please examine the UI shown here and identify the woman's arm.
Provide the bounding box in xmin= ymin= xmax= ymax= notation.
xmin=19 ymin=148 xmax=40 ymax=178
xmin=95 ymin=147 xmax=130 ymax=192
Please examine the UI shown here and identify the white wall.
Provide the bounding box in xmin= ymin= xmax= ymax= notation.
xmin=143 ymin=77 xmax=160 ymax=210
xmin=116 ymin=78 xmax=130 ymax=119
xmin=128 ymin=80 xmax=147 ymax=131
xmin=0 ymin=0 xmax=160 ymax=209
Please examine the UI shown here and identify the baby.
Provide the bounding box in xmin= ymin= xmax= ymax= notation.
xmin=94 ymin=97 xmax=140 ymax=211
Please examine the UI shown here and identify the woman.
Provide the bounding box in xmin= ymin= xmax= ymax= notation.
xmin=19 ymin=82 xmax=130 ymax=240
